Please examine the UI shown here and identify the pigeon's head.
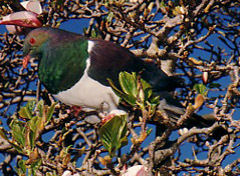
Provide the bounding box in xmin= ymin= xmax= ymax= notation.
xmin=23 ymin=28 xmax=49 ymax=58
xmin=22 ymin=28 xmax=51 ymax=68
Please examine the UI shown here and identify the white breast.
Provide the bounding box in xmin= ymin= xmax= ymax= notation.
xmin=53 ymin=58 xmax=119 ymax=112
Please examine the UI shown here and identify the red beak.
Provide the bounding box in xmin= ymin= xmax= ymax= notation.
xmin=23 ymin=55 xmax=30 ymax=69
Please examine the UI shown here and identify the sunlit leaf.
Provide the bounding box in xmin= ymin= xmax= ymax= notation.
xmin=0 ymin=127 xmax=8 ymax=141
xmin=119 ymin=72 xmax=137 ymax=97
xmin=19 ymin=100 xmax=36 ymax=119
xmin=146 ymin=128 xmax=152 ymax=136
xmin=19 ymin=107 xmax=32 ymax=119
xmin=10 ymin=120 xmax=25 ymax=147
xmin=109 ymin=71 xmax=160 ymax=112
xmin=28 ymin=116 xmax=41 ymax=148
xmin=8 ymin=141 xmax=24 ymax=153
xmin=106 ymin=12 xmax=114 ymax=23
xmin=37 ymin=100 xmax=44 ymax=117
xmin=141 ymin=79 xmax=152 ymax=99
xmin=99 ymin=114 xmax=128 ymax=156
xmin=29 ymin=158 xmax=42 ymax=176
xmin=120 ymin=93 xmax=137 ymax=106
xmin=108 ymin=77 xmax=137 ymax=106
xmin=107 ymin=78 xmax=124 ymax=96
xmin=193 ymin=83 xmax=208 ymax=96
xmin=150 ymin=95 xmax=160 ymax=104
xmin=16 ymin=160 xmax=26 ymax=175
xmin=28 ymin=116 xmax=40 ymax=133
xmin=26 ymin=100 xmax=36 ymax=113
xmin=45 ymin=102 xmax=56 ymax=125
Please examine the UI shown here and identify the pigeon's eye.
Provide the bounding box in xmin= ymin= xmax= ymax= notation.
xmin=29 ymin=38 xmax=36 ymax=45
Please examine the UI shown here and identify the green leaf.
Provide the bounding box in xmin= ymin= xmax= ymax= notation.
xmin=208 ymin=83 xmax=221 ymax=88
xmin=65 ymin=145 xmax=73 ymax=153
xmin=160 ymin=0 xmax=166 ymax=7
xmin=90 ymin=27 xmax=102 ymax=39
xmin=28 ymin=159 xmax=42 ymax=176
xmin=107 ymin=78 xmax=124 ymax=96
xmin=141 ymin=79 xmax=153 ymax=102
xmin=10 ymin=120 xmax=25 ymax=147
xmin=8 ymin=141 xmax=24 ymax=153
xmin=19 ymin=107 xmax=32 ymax=119
xmin=120 ymin=136 xmax=128 ymax=147
xmin=0 ymin=127 xmax=9 ymax=141
xmin=99 ymin=114 xmax=128 ymax=157
xmin=45 ymin=102 xmax=56 ymax=125
xmin=28 ymin=116 xmax=41 ymax=148
xmin=19 ymin=100 xmax=36 ymax=119
xmin=146 ymin=128 xmax=152 ymax=136
xmin=150 ymin=95 xmax=160 ymax=104
xmin=106 ymin=12 xmax=114 ymax=22
xmin=29 ymin=131 xmax=36 ymax=150
xmin=141 ymin=79 xmax=151 ymax=90
xmin=108 ymin=71 xmax=160 ymax=112
xmin=26 ymin=100 xmax=36 ymax=113
xmin=193 ymin=83 xmax=208 ymax=96
xmin=119 ymin=72 xmax=137 ymax=97
xmin=31 ymin=158 xmax=42 ymax=170
xmin=91 ymin=28 xmax=97 ymax=38
xmin=28 ymin=116 xmax=40 ymax=133
xmin=4 ymin=82 xmax=9 ymax=88
xmin=37 ymin=100 xmax=44 ymax=117
xmin=16 ymin=159 xmax=26 ymax=175
xmin=108 ymin=77 xmax=137 ymax=106
xmin=120 ymin=93 xmax=136 ymax=106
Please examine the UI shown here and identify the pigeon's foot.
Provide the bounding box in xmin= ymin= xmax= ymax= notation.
xmin=100 ymin=109 xmax=127 ymax=125
xmin=100 ymin=113 xmax=115 ymax=125
xmin=68 ymin=105 xmax=82 ymax=117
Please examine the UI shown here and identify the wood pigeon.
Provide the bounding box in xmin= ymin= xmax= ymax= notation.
xmin=22 ymin=27 xmax=216 ymax=128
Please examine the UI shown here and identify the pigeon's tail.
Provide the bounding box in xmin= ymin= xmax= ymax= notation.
xmin=154 ymin=91 xmax=227 ymax=138
xmin=156 ymin=99 xmax=215 ymax=128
